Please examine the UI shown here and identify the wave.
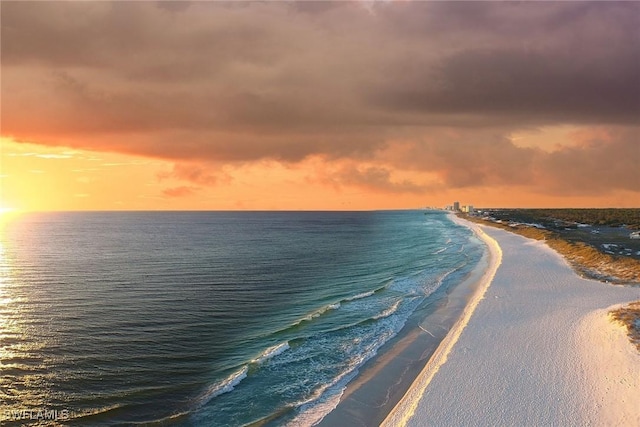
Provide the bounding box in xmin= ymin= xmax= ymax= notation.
xmin=194 ymin=342 xmax=291 ymax=412
xmin=423 ymin=262 xmax=468 ymax=296
xmin=286 ymin=327 xmax=398 ymax=426
xmin=251 ymin=342 xmax=290 ymax=365
xmin=300 ymin=302 xmax=341 ymax=323
xmin=196 ymin=365 xmax=248 ymax=407
xmin=341 ymin=284 xmax=387 ymax=303
xmin=432 ymin=246 xmax=447 ymax=255
xmin=372 ymin=300 xmax=401 ymax=320
xmin=271 ymin=285 xmax=394 ymax=339
xmin=269 ymin=302 xmax=344 ymax=338
xmin=430 ymin=268 xmax=456 ymax=292
xmin=124 ymin=410 xmax=191 ymax=426
xmin=285 ymin=385 xmax=346 ymax=427
xmin=285 ymin=357 xmax=363 ymax=427
xmin=66 ymin=404 xmax=124 ymax=421
xmin=341 ymin=290 xmax=374 ymax=302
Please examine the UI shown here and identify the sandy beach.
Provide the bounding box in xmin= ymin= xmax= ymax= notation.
xmin=384 ymin=217 xmax=640 ymax=426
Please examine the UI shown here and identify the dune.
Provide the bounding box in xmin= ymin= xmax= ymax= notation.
xmin=383 ymin=217 xmax=640 ymax=426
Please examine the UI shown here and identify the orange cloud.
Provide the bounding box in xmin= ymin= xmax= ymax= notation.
xmin=162 ymin=186 xmax=200 ymax=198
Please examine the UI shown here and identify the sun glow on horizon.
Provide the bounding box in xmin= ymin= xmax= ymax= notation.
xmin=0 ymin=207 xmax=23 ymax=228
xmin=1 ymin=135 xmax=639 ymax=211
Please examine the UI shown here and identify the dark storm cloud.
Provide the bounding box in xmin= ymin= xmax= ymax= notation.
xmin=375 ymin=46 xmax=640 ymax=124
xmin=372 ymin=2 xmax=640 ymax=125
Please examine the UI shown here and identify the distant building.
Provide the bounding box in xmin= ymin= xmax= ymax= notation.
xmin=453 ymin=201 xmax=460 ymax=211
xmin=461 ymin=205 xmax=474 ymax=213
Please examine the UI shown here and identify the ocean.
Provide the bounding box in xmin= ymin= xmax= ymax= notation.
xmin=0 ymin=210 xmax=484 ymax=426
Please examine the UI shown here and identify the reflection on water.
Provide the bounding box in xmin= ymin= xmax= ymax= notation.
xmin=0 ymin=214 xmax=57 ymax=424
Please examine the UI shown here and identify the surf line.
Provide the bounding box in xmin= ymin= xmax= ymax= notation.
xmin=381 ymin=216 xmax=503 ymax=427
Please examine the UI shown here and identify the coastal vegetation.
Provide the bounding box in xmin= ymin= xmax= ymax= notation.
xmin=461 ymin=213 xmax=640 ymax=284
xmin=610 ymin=302 xmax=640 ymax=351
xmin=485 ymin=208 xmax=640 ymax=229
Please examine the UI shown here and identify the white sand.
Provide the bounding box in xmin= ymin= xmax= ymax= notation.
xmin=383 ymin=217 xmax=640 ymax=427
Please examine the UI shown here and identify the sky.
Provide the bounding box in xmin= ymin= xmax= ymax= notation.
xmin=1 ymin=1 xmax=639 ymax=211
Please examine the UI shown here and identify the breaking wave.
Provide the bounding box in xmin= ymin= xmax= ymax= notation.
xmin=196 ymin=366 xmax=248 ymax=407
xmin=373 ymin=300 xmax=402 ymax=320
xmin=251 ymin=342 xmax=290 ymax=365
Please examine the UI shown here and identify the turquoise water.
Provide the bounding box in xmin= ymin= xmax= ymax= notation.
xmin=0 ymin=211 xmax=483 ymax=426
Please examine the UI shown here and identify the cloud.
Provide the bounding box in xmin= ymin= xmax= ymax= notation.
xmin=331 ymin=165 xmax=427 ymax=194
xmin=376 ymin=130 xmax=540 ymax=188
xmin=158 ymin=163 xmax=219 ymax=186
xmin=1 ymin=1 xmax=639 ymax=198
xmin=373 ymin=126 xmax=639 ymax=196
xmin=162 ymin=186 xmax=199 ymax=198
xmin=540 ymin=128 xmax=640 ymax=195
xmin=155 ymin=1 xmax=191 ymax=13
xmin=373 ymin=46 xmax=640 ymax=125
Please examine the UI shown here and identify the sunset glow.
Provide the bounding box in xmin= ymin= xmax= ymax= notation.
xmin=1 ymin=1 xmax=638 ymax=211
xmin=0 ymin=3 xmax=639 ymax=425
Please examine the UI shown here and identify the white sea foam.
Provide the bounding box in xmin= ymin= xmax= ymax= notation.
xmin=290 ymin=302 xmax=343 ymax=327
xmin=432 ymin=247 xmax=447 ymax=255
xmin=285 ymin=355 xmax=365 ymax=427
xmin=427 ymin=262 xmax=467 ymax=295
xmin=196 ymin=366 xmax=248 ymax=407
xmin=373 ymin=300 xmax=401 ymax=320
xmin=343 ymin=290 xmax=375 ymax=302
xmin=251 ymin=342 xmax=290 ymax=364
xmin=290 ymin=364 xmax=356 ymax=408
xmin=423 ymin=269 xmax=453 ymax=296
xmin=305 ymin=303 xmax=341 ymax=320
xmin=287 ymin=329 xmax=399 ymax=426
xmin=382 ymin=215 xmax=502 ymax=427
xmin=286 ymin=385 xmax=346 ymax=427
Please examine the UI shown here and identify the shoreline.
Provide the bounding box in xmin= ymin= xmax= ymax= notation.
xmin=381 ymin=215 xmax=502 ymax=426
xmin=316 ymin=213 xmax=496 ymax=427
xmin=386 ymin=219 xmax=640 ymax=426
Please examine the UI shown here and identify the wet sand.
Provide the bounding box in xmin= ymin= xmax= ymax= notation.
xmin=318 ymin=214 xmax=499 ymax=426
